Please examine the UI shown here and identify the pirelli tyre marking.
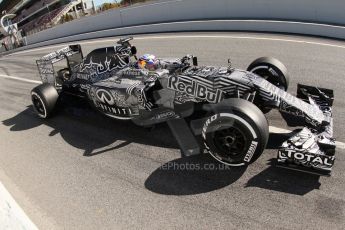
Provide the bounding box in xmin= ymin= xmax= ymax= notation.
xmin=202 ymin=113 xmax=258 ymax=166
xmin=244 ymin=141 xmax=258 ymax=163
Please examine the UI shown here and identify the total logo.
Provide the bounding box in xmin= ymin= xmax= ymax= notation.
xmin=168 ymin=76 xmax=223 ymax=103
xmin=278 ymin=149 xmax=334 ymax=166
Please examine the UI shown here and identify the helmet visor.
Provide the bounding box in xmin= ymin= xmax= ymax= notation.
xmin=138 ymin=60 xmax=146 ymax=69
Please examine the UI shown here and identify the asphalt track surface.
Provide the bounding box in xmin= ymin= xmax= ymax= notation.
xmin=0 ymin=32 xmax=345 ymax=229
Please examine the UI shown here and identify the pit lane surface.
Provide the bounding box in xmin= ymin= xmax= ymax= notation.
xmin=0 ymin=32 xmax=345 ymax=229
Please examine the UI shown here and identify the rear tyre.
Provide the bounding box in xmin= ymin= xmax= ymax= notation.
xmin=202 ymin=98 xmax=269 ymax=166
xmin=31 ymin=83 xmax=59 ymax=118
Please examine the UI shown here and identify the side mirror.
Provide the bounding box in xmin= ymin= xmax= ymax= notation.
xmin=131 ymin=46 xmax=137 ymax=55
xmin=227 ymin=59 xmax=232 ymax=69
xmin=193 ymin=56 xmax=198 ymax=66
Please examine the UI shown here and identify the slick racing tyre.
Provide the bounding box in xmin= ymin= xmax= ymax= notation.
xmin=31 ymin=83 xmax=59 ymax=118
xmin=247 ymin=57 xmax=289 ymax=90
xmin=247 ymin=57 xmax=289 ymax=113
xmin=202 ymin=98 xmax=269 ymax=166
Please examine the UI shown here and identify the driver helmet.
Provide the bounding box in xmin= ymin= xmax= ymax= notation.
xmin=137 ymin=54 xmax=158 ymax=70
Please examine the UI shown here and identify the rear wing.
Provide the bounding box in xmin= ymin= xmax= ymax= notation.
xmin=36 ymin=45 xmax=83 ymax=84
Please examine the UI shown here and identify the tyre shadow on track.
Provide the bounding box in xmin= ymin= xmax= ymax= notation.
xmin=146 ymin=133 xmax=321 ymax=196
xmin=145 ymin=157 xmax=321 ymax=196
xmin=245 ymin=159 xmax=321 ymax=196
xmin=1 ymin=104 xmax=178 ymax=156
xmin=145 ymin=155 xmax=247 ymax=195
xmin=244 ymin=133 xmax=322 ymax=196
xmin=2 ymin=105 xmax=321 ymax=196
xmin=3 ymin=104 xmax=247 ymax=194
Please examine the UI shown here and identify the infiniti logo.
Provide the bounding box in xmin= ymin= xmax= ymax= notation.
xmin=96 ymin=89 xmax=115 ymax=105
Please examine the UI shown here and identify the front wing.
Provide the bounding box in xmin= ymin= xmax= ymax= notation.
xmin=277 ymin=84 xmax=335 ymax=175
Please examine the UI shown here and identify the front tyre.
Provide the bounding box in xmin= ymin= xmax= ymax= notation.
xmin=31 ymin=83 xmax=59 ymax=118
xmin=247 ymin=56 xmax=289 ymax=90
xmin=202 ymin=99 xmax=269 ymax=166
xmin=247 ymin=57 xmax=289 ymax=113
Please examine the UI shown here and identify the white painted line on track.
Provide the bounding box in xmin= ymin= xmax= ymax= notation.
xmin=1 ymin=73 xmax=344 ymax=149
xmin=0 ymin=74 xmax=41 ymax=84
xmin=6 ymin=34 xmax=345 ymax=56
xmin=336 ymin=141 xmax=345 ymax=149
xmin=0 ymin=181 xmax=38 ymax=230
xmin=269 ymin=126 xmax=292 ymax=134
xmin=269 ymin=126 xmax=345 ymax=150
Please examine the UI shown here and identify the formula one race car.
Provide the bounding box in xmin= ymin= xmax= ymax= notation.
xmin=32 ymin=37 xmax=336 ymax=175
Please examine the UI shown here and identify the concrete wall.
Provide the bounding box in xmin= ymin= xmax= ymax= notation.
xmin=24 ymin=0 xmax=345 ymax=45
